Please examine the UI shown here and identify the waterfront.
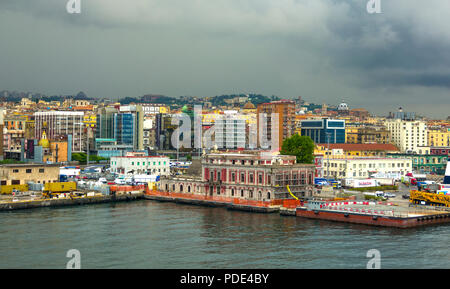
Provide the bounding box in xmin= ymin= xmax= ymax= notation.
xmin=0 ymin=200 xmax=449 ymax=269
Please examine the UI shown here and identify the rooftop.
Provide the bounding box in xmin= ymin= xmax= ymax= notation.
xmin=316 ymin=143 xmax=400 ymax=151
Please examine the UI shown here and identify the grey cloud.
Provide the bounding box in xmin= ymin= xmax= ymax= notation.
xmin=0 ymin=0 xmax=449 ymax=117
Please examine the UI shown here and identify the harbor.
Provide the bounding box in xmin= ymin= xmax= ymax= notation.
xmin=2 ymin=179 xmax=450 ymax=229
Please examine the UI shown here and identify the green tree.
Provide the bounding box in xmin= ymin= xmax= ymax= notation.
xmin=280 ymin=134 xmax=315 ymax=164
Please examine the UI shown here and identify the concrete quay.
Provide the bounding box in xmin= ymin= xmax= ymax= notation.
xmin=0 ymin=192 xmax=144 ymax=211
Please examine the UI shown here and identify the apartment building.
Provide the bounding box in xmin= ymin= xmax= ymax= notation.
xmin=257 ymin=100 xmax=295 ymax=150
xmin=385 ymin=119 xmax=427 ymax=153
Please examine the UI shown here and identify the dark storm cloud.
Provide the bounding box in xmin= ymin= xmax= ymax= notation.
xmin=0 ymin=0 xmax=449 ymax=117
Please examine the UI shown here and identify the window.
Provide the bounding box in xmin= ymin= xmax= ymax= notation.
xmin=26 ymin=169 xmax=32 ymax=174
xmin=13 ymin=169 xmax=19 ymax=173
xmin=39 ymin=169 xmax=45 ymax=173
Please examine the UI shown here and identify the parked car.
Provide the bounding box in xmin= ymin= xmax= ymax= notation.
xmin=384 ymin=192 xmax=396 ymax=198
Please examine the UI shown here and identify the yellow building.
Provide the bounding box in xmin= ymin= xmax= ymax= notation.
xmin=428 ymin=129 xmax=450 ymax=147
xmin=315 ymin=143 xmax=400 ymax=158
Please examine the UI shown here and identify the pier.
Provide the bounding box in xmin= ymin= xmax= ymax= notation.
xmin=0 ymin=192 xmax=144 ymax=211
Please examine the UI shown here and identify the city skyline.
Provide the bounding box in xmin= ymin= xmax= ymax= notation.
xmin=1 ymin=0 xmax=450 ymax=118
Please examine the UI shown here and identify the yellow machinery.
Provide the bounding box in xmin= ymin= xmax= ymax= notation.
xmin=410 ymin=190 xmax=450 ymax=207
xmin=42 ymin=182 xmax=77 ymax=198
xmin=0 ymin=184 xmax=28 ymax=195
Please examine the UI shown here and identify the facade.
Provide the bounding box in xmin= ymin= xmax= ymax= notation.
xmin=143 ymin=118 xmax=156 ymax=150
xmin=140 ymin=103 xmax=169 ymax=116
xmin=21 ymin=134 xmax=72 ymax=164
xmin=324 ymin=157 xmax=412 ymax=179
xmin=214 ymin=111 xmax=246 ymax=149
xmin=385 ymin=119 xmax=427 ymax=153
xmin=387 ymin=153 xmax=448 ymax=175
xmin=315 ymin=143 xmax=400 ymax=157
xmin=110 ymin=156 xmax=170 ymax=175
xmin=301 ymin=118 xmax=346 ymax=144
xmin=257 ymin=100 xmax=295 ymax=150
xmin=34 ymin=111 xmax=85 ymax=152
xmin=96 ymin=105 xmax=144 ymax=151
xmin=346 ymin=126 xmax=391 ymax=144
xmin=431 ymin=147 xmax=450 ymax=156
xmin=0 ymin=164 xmax=60 ymax=186
xmin=428 ymin=129 xmax=450 ymax=147
xmin=3 ymin=115 xmax=27 ymax=159
xmin=160 ymin=152 xmax=316 ymax=201
xmin=0 ymin=124 xmax=3 ymax=160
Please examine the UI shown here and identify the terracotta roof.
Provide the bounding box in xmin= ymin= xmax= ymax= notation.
xmin=316 ymin=143 xmax=399 ymax=151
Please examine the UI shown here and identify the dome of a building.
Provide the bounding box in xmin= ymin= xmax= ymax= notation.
xmin=338 ymin=100 xmax=349 ymax=111
xmin=38 ymin=131 xmax=50 ymax=148
xmin=243 ymin=102 xmax=255 ymax=109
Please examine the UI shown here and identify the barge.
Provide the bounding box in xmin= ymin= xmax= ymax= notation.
xmin=296 ymin=200 xmax=450 ymax=228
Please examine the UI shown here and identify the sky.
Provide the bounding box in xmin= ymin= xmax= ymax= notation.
xmin=0 ymin=0 xmax=449 ymax=118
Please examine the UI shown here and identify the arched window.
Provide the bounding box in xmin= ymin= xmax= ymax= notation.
xmin=180 ymin=185 xmax=183 ymax=192
xmin=267 ymin=192 xmax=271 ymax=200
xmin=231 ymin=189 xmax=235 ymax=196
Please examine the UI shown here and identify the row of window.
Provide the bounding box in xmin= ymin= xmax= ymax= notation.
xmin=11 ymin=168 xmax=45 ymax=173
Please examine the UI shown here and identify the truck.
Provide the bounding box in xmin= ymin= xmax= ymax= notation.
xmin=404 ymin=173 xmax=427 ymax=186
xmin=133 ymin=175 xmax=160 ymax=184
xmin=344 ymin=178 xmax=379 ymax=188
xmin=314 ymin=178 xmax=329 ymax=186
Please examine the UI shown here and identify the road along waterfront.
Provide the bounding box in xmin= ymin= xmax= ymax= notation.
xmin=0 ymin=200 xmax=449 ymax=269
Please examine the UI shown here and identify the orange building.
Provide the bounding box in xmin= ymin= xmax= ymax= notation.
xmin=257 ymin=100 xmax=296 ymax=150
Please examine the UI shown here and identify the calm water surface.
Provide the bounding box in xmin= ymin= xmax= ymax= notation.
xmin=0 ymin=200 xmax=449 ymax=269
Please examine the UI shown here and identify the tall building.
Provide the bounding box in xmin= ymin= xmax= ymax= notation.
xmin=34 ymin=111 xmax=85 ymax=152
xmin=301 ymin=118 xmax=346 ymax=144
xmin=385 ymin=119 xmax=427 ymax=153
xmin=257 ymin=100 xmax=295 ymax=150
xmin=214 ymin=111 xmax=246 ymax=149
xmin=96 ymin=105 xmax=144 ymax=151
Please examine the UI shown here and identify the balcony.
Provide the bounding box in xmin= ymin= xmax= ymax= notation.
xmin=208 ymin=179 xmax=222 ymax=185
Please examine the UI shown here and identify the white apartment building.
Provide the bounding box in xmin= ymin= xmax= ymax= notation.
xmin=110 ymin=156 xmax=170 ymax=175
xmin=324 ymin=157 xmax=412 ymax=179
xmin=385 ymin=119 xmax=427 ymax=153
xmin=214 ymin=111 xmax=246 ymax=149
